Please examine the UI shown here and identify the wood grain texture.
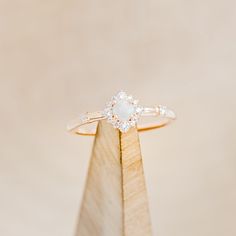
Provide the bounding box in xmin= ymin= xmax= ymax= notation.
xmin=75 ymin=120 xmax=152 ymax=236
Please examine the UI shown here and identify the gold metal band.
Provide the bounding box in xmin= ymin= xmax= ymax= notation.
xmin=67 ymin=106 xmax=176 ymax=136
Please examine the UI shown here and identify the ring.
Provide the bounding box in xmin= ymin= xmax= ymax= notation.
xmin=67 ymin=91 xmax=176 ymax=136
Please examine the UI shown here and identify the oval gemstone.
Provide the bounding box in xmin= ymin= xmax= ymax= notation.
xmin=113 ymin=100 xmax=135 ymax=121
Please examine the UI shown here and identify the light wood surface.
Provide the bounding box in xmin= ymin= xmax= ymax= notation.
xmin=75 ymin=120 xmax=152 ymax=236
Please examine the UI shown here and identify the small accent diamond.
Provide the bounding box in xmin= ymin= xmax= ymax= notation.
xmin=159 ymin=105 xmax=167 ymax=116
xmin=80 ymin=113 xmax=89 ymax=122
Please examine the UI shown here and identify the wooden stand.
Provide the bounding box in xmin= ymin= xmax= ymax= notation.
xmin=75 ymin=120 xmax=152 ymax=236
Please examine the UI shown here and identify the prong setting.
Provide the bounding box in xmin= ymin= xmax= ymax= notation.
xmin=103 ymin=91 xmax=143 ymax=133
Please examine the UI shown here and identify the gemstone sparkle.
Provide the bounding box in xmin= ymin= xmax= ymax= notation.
xmin=104 ymin=91 xmax=143 ymax=133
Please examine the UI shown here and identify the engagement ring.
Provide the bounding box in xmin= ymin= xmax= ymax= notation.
xmin=68 ymin=91 xmax=176 ymax=135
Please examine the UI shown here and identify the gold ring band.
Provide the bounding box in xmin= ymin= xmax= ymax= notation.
xmin=67 ymin=91 xmax=176 ymax=136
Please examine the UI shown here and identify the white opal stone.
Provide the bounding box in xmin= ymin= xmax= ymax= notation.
xmin=113 ymin=100 xmax=135 ymax=121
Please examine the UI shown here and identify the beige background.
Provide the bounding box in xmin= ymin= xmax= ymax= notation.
xmin=1 ymin=0 xmax=236 ymax=235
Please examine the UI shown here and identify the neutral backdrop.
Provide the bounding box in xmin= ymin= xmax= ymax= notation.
xmin=0 ymin=0 xmax=236 ymax=235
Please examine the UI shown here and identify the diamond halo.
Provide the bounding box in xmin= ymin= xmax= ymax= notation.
xmin=103 ymin=91 xmax=143 ymax=133
xmin=67 ymin=91 xmax=176 ymax=135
